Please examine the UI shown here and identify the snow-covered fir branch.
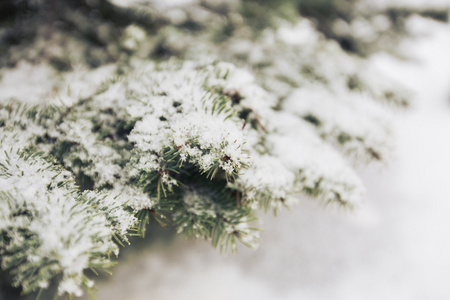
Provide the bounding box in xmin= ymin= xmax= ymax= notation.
xmin=1 ymin=0 xmax=441 ymax=298
xmin=0 ymin=135 xmax=136 ymax=297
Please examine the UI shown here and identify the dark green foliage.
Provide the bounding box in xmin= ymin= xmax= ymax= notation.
xmin=129 ymin=140 xmax=258 ymax=251
xmin=303 ymin=114 xmax=322 ymax=127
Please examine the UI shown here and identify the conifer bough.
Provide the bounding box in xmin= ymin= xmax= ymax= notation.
xmin=1 ymin=0 xmax=443 ymax=298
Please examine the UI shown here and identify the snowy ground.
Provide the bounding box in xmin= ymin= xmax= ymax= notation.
xmin=79 ymin=16 xmax=450 ymax=300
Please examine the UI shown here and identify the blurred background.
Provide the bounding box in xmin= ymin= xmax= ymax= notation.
xmin=1 ymin=0 xmax=450 ymax=299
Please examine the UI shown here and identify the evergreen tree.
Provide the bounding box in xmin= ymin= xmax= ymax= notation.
xmin=0 ymin=0 xmax=448 ymax=298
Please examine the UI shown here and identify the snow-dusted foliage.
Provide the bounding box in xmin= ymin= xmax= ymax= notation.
xmin=0 ymin=0 xmax=423 ymax=297
xmin=0 ymin=137 xmax=136 ymax=296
